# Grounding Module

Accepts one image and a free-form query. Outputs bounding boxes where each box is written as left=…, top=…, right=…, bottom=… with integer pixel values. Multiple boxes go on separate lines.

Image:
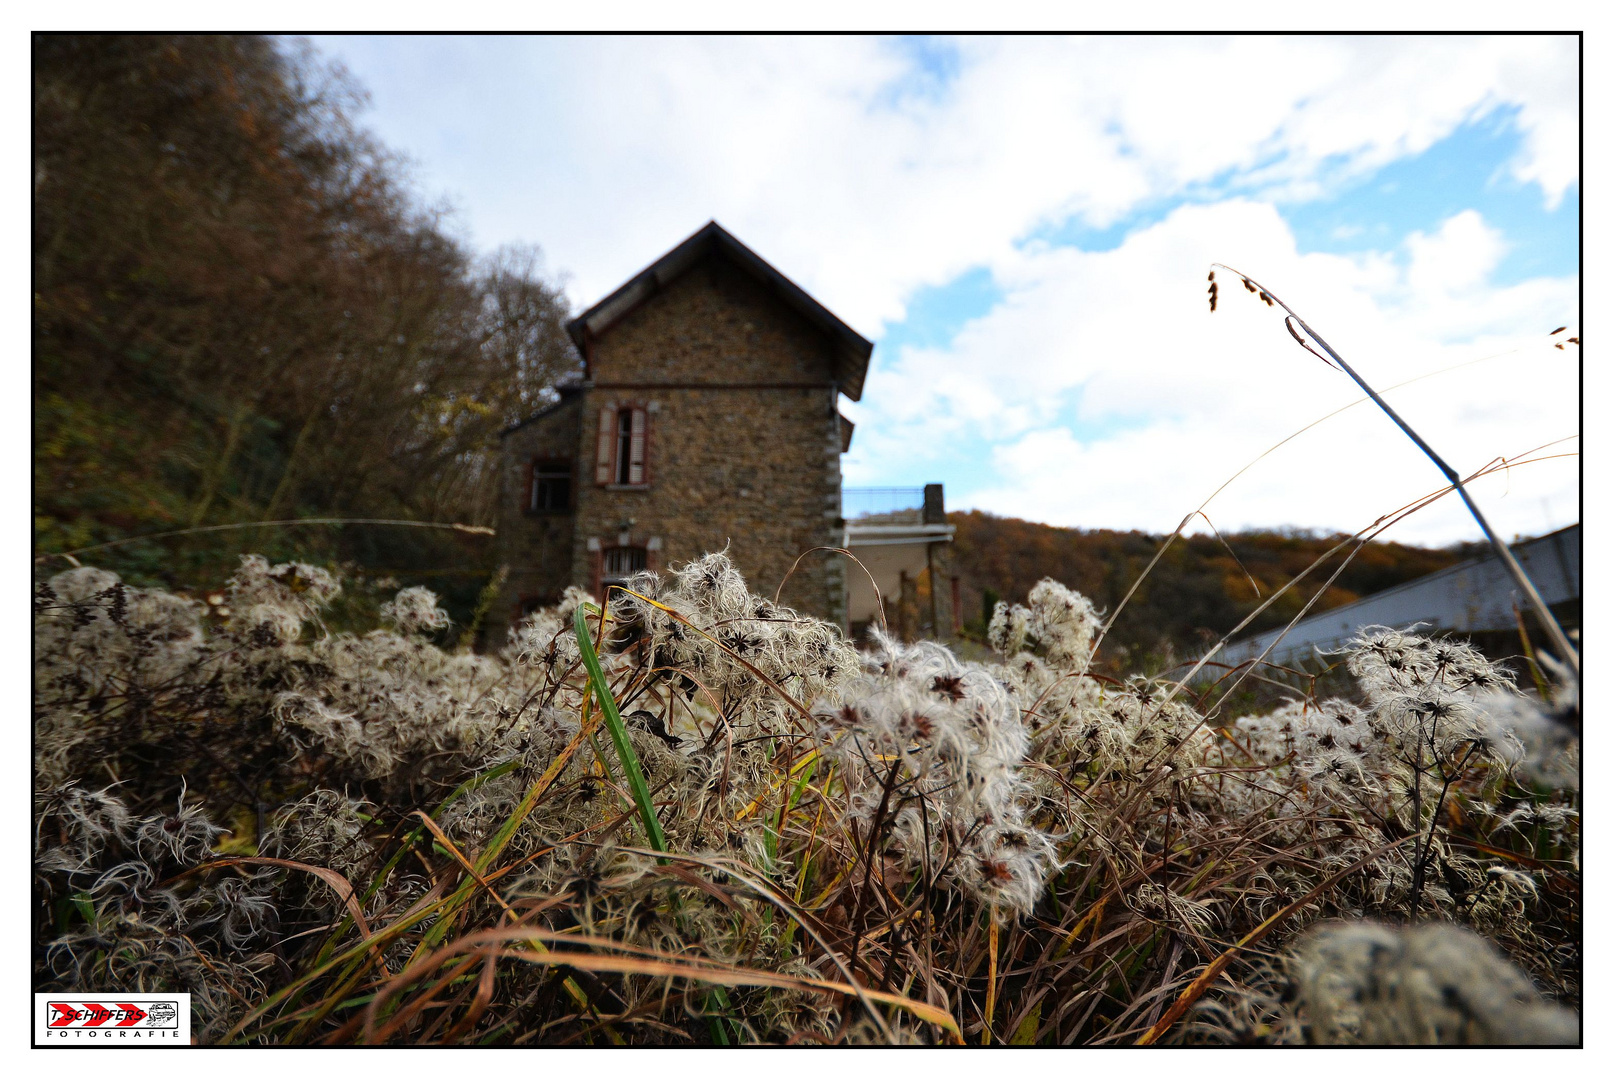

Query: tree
left=33, top=34, right=579, bottom=607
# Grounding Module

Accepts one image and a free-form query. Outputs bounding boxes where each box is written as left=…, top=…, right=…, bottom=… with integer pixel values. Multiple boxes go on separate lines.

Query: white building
left=842, top=484, right=955, bottom=639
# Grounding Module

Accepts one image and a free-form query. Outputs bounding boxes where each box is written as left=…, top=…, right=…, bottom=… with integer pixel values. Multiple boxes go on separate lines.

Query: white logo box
left=34, top=994, right=192, bottom=1045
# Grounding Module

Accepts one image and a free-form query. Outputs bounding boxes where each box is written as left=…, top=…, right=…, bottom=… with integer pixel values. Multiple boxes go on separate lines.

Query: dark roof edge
left=564, top=221, right=874, bottom=401
left=499, top=384, right=585, bottom=438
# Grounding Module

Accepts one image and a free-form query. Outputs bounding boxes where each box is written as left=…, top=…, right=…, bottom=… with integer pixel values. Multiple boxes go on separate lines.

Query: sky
left=306, top=34, right=1581, bottom=548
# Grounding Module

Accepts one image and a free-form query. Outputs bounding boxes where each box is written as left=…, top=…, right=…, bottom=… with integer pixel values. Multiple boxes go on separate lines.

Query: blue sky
left=869, top=99, right=1581, bottom=509
left=307, top=34, right=1580, bottom=546
left=1283, top=108, right=1579, bottom=285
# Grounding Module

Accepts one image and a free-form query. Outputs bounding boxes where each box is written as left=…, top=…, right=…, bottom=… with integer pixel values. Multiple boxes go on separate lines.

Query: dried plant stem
left=1212, top=263, right=1579, bottom=683
left=983, top=915, right=1000, bottom=1044
left=1135, top=835, right=1415, bottom=1045
left=38, top=539, right=1577, bottom=1045
left=37, top=517, right=497, bottom=564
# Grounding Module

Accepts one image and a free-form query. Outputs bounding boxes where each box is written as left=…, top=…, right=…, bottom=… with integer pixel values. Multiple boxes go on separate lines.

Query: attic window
left=529, top=459, right=572, bottom=512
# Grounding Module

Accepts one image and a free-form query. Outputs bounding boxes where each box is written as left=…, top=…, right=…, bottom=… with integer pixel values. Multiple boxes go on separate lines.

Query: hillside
left=944, top=510, right=1486, bottom=672
left=33, top=36, right=576, bottom=619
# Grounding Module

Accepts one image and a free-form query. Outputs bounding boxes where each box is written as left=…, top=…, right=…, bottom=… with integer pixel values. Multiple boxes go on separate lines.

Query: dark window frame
left=596, top=402, right=651, bottom=489
left=614, top=408, right=636, bottom=485
left=527, top=457, right=574, bottom=514
left=601, top=545, right=648, bottom=583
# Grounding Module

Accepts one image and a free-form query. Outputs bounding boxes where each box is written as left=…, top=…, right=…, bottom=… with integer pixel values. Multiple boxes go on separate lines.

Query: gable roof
left=564, top=221, right=874, bottom=401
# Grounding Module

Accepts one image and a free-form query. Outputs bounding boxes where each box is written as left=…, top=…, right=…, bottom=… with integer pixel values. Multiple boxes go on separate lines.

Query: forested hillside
left=33, top=35, right=578, bottom=614
left=946, top=510, right=1485, bottom=671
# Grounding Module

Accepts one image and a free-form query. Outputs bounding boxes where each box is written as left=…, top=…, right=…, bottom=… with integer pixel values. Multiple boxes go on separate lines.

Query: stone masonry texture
left=491, top=254, right=849, bottom=644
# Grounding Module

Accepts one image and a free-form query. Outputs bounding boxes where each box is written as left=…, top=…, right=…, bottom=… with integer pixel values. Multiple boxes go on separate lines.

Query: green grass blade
left=707, top=985, right=734, bottom=1045
left=574, top=604, right=667, bottom=853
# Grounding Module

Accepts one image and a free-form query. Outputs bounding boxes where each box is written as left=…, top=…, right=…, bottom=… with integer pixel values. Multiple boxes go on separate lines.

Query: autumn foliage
left=946, top=509, right=1483, bottom=672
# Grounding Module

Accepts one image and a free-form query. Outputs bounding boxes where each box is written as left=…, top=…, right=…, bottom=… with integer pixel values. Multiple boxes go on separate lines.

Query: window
left=615, top=408, right=635, bottom=484
left=601, top=545, right=648, bottom=588
left=595, top=404, right=648, bottom=486
left=528, top=459, right=572, bottom=512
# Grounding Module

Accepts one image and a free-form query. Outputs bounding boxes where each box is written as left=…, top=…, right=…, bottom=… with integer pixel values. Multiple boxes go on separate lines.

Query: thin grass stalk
left=608, top=845, right=900, bottom=1043
left=983, top=914, right=1000, bottom=1044
left=1212, top=262, right=1578, bottom=682
left=416, top=708, right=608, bottom=954
left=1126, top=445, right=1573, bottom=806
left=1513, top=602, right=1554, bottom=700
left=37, top=516, right=497, bottom=563
left=1134, top=835, right=1416, bottom=1045
left=774, top=545, right=890, bottom=635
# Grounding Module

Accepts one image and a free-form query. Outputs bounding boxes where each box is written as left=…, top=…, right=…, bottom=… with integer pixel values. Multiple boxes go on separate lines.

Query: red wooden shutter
left=628, top=406, right=647, bottom=485
left=595, top=406, right=615, bottom=485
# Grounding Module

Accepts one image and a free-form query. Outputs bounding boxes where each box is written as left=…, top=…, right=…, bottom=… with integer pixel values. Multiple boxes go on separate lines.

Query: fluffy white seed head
left=379, top=586, right=451, bottom=635
left=1287, top=921, right=1577, bottom=1045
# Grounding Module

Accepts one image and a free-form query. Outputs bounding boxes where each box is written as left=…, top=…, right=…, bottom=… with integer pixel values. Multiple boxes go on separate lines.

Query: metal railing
left=841, top=487, right=926, bottom=524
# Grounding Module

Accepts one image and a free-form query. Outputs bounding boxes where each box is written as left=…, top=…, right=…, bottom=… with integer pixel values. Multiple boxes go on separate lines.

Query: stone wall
left=572, top=384, right=844, bottom=625
left=486, top=392, right=584, bottom=647
left=587, top=258, right=840, bottom=386
left=580, top=255, right=846, bottom=625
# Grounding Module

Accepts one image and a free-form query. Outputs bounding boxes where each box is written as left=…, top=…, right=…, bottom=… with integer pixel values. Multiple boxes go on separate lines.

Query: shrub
left=32, top=554, right=1578, bottom=1045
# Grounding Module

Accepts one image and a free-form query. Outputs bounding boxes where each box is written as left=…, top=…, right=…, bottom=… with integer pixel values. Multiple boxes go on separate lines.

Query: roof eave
left=564, top=221, right=873, bottom=401
left=498, top=383, right=585, bottom=438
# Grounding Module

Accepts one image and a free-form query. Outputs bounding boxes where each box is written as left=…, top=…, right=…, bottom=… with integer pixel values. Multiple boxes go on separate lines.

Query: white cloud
left=307, top=34, right=1580, bottom=545
left=851, top=200, right=1579, bottom=546
left=313, top=34, right=1578, bottom=335
left=1404, top=210, right=1506, bottom=296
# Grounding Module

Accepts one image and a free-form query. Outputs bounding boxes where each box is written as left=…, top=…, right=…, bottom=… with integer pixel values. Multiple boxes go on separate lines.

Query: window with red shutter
left=597, top=404, right=651, bottom=487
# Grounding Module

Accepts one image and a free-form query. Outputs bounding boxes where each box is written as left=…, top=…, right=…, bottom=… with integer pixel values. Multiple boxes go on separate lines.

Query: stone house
left=489, top=221, right=903, bottom=644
